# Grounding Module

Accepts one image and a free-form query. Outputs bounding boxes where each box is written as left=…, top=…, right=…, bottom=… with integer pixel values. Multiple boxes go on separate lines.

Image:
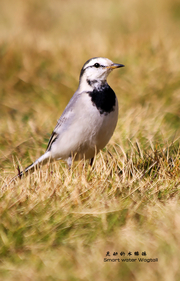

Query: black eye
left=94, top=63, right=100, bottom=68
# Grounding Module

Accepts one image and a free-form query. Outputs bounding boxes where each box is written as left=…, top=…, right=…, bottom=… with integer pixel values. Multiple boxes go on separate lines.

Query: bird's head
left=78, top=57, right=124, bottom=90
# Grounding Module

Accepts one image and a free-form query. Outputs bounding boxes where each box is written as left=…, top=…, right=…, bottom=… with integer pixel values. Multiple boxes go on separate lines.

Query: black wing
left=46, top=131, right=58, bottom=151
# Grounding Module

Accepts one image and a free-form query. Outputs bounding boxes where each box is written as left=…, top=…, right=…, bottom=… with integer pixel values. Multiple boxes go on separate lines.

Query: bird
left=10, top=57, right=124, bottom=183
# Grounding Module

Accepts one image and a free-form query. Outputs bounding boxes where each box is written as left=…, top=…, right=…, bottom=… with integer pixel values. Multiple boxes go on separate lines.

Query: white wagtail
left=11, top=57, right=124, bottom=181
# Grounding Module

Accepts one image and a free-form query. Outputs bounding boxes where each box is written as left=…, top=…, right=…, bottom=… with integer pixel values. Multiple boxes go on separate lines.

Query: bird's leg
left=67, top=157, right=72, bottom=170
left=90, top=157, right=94, bottom=166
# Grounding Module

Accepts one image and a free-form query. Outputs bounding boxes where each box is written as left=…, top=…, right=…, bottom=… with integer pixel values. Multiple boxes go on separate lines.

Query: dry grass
left=0, top=0, right=180, bottom=280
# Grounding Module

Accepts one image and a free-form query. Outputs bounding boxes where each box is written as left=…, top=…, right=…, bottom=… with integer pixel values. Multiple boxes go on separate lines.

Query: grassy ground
left=0, top=0, right=180, bottom=280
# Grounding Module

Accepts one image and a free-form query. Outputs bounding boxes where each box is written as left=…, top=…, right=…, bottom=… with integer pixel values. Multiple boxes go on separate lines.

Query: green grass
left=0, top=0, right=180, bottom=280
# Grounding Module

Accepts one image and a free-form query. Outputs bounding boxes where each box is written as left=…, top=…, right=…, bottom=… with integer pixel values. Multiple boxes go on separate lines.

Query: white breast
left=50, top=93, right=118, bottom=161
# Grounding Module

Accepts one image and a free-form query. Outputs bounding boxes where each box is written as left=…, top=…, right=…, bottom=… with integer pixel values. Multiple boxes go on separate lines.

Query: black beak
left=107, top=63, right=125, bottom=70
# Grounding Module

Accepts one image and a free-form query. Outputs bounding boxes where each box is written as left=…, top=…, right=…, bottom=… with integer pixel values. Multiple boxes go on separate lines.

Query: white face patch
left=80, top=57, right=114, bottom=82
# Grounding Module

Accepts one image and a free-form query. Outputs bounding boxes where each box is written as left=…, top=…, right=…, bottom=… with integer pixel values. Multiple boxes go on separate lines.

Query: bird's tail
left=8, top=151, right=52, bottom=185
